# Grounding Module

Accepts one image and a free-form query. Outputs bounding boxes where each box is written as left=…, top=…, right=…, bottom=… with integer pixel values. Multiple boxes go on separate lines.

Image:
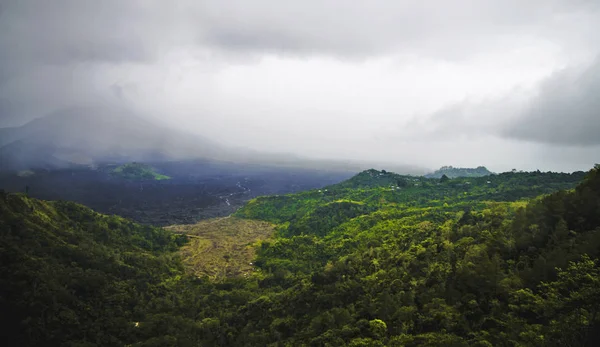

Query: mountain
left=424, top=165, right=494, bottom=178
left=0, top=106, right=228, bottom=170
left=0, top=106, right=427, bottom=174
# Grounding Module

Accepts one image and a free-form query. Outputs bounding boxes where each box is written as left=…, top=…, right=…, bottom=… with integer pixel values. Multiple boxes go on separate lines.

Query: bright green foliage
left=112, top=162, right=170, bottom=180
left=2, top=167, right=600, bottom=346
left=235, top=169, right=585, bottom=227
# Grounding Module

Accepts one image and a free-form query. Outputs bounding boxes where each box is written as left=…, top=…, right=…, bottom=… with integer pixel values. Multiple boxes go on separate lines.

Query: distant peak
left=424, top=166, right=493, bottom=179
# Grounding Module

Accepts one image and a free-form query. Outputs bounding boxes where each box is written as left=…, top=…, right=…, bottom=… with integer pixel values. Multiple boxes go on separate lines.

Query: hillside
left=425, top=165, right=494, bottom=178
left=229, top=166, right=600, bottom=345
left=2, top=166, right=600, bottom=346
left=0, top=192, right=187, bottom=346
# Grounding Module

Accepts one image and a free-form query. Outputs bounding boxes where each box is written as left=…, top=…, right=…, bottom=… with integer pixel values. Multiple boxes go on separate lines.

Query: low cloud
left=0, top=0, right=599, bottom=171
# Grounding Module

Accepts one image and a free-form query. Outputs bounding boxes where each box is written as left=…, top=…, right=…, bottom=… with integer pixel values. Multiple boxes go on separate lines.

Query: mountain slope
left=0, top=192, right=187, bottom=346
left=227, top=167, right=599, bottom=345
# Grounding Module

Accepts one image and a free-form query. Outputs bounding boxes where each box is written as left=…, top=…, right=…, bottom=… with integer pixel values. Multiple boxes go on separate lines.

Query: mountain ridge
left=424, top=165, right=494, bottom=178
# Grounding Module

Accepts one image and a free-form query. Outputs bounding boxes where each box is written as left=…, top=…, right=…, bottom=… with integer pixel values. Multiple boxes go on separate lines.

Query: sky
left=0, top=0, right=599, bottom=172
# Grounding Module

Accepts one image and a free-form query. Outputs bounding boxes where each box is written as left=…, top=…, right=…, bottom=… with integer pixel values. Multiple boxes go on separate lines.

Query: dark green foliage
left=2, top=167, right=600, bottom=346
left=440, top=174, right=450, bottom=183
left=0, top=193, right=185, bottom=346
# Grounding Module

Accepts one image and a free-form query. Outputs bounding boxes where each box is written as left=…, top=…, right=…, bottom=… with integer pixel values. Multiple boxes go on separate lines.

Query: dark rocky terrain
left=0, top=160, right=352, bottom=225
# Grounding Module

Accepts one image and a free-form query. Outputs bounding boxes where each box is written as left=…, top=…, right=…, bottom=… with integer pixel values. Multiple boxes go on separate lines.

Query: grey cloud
left=410, top=57, right=600, bottom=147
left=394, top=93, right=524, bottom=142
left=0, top=0, right=599, bottom=173
left=0, top=98, right=29, bottom=127
left=2, top=0, right=597, bottom=69
left=0, top=0, right=597, bottom=72
left=0, top=0, right=165, bottom=124
left=195, top=0, right=597, bottom=59
left=0, top=0, right=155, bottom=66
left=503, top=58, right=600, bottom=146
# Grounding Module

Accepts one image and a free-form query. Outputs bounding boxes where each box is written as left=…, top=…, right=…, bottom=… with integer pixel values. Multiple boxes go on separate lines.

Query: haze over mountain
left=0, top=106, right=426, bottom=174
left=1, top=1, right=599, bottom=172
left=0, top=107, right=225, bottom=169
left=424, top=166, right=494, bottom=179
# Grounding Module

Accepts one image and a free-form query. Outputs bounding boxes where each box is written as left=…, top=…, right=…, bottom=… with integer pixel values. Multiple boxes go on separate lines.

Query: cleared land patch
left=166, top=217, right=275, bottom=280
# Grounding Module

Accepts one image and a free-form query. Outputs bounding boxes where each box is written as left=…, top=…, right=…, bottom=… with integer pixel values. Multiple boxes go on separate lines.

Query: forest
left=1, top=166, right=599, bottom=346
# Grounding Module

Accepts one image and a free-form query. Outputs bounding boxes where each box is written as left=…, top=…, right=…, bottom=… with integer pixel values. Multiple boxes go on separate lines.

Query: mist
left=1, top=0, right=600, bottom=173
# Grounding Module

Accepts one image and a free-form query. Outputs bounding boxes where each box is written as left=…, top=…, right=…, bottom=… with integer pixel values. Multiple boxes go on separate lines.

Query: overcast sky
left=1, top=0, right=599, bottom=172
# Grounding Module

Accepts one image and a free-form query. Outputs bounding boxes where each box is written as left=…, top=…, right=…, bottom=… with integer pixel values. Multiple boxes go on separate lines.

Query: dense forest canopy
left=1, top=166, right=600, bottom=346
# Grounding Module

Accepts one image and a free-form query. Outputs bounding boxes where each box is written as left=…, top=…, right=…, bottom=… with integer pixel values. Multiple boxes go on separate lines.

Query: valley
left=2, top=164, right=599, bottom=346
left=3, top=3, right=598, bottom=345
left=0, top=160, right=352, bottom=225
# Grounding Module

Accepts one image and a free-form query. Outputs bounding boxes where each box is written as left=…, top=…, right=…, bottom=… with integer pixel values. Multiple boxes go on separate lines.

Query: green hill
left=230, top=166, right=600, bottom=345
left=425, top=165, right=494, bottom=178
left=2, top=166, right=600, bottom=346
left=111, top=162, right=170, bottom=180
left=0, top=192, right=186, bottom=346
left=333, top=169, right=411, bottom=189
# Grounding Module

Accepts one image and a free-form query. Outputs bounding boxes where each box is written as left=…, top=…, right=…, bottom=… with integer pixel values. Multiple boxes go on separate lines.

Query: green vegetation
left=425, top=165, right=494, bottom=178
left=167, top=217, right=275, bottom=281
left=0, top=192, right=186, bottom=346
left=112, top=162, right=170, bottom=180
left=2, top=166, right=600, bottom=346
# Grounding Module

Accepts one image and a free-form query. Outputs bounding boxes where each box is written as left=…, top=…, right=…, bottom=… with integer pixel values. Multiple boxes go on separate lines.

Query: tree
left=510, top=255, right=600, bottom=346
